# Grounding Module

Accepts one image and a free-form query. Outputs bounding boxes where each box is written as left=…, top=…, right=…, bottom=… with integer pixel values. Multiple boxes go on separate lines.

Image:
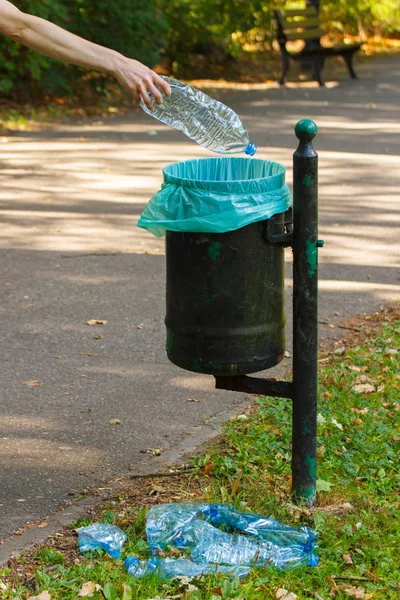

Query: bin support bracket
left=214, top=120, right=320, bottom=508
left=215, top=375, right=293, bottom=399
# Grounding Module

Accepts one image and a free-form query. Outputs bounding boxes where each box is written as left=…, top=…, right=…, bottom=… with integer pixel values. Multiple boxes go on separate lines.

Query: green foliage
left=0, top=1, right=166, bottom=99
left=322, top=0, right=400, bottom=36
left=0, top=1, right=399, bottom=99
left=157, top=0, right=285, bottom=75
left=73, top=1, right=167, bottom=68
left=0, top=0, right=69, bottom=95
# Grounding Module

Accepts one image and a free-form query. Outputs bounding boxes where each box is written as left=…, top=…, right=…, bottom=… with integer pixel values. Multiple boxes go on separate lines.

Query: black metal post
left=292, top=119, right=320, bottom=506
left=212, top=119, right=321, bottom=506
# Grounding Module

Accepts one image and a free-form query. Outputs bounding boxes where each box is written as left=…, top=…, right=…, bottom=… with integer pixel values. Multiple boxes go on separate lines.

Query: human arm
left=0, top=0, right=170, bottom=107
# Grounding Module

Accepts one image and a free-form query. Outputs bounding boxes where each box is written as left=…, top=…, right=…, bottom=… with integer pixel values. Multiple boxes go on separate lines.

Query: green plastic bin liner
left=138, top=157, right=291, bottom=237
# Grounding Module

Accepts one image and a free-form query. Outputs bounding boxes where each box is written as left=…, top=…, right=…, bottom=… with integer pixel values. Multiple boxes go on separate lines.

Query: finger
left=139, top=82, right=154, bottom=110
left=146, top=80, right=164, bottom=105
left=154, top=74, right=171, bottom=97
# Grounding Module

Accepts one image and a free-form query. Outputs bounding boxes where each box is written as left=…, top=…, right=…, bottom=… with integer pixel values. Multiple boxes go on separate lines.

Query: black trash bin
left=138, top=156, right=292, bottom=376
left=165, top=219, right=286, bottom=375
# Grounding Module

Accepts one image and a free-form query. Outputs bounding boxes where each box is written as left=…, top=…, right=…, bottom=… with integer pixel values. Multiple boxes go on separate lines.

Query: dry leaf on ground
left=28, top=592, right=51, bottom=600
left=310, top=502, right=354, bottom=516
left=78, top=581, right=101, bottom=597
left=352, top=384, right=375, bottom=394
left=342, top=554, right=353, bottom=564
left=354, top=375, right=374, bottom=384
left=275, top=589, right=298, bottom=600
left=86, top=319, right=107, bottom=326
left=342, top=585, right=373, bottom=599
left=109, top=419, right=121, bottom=425
left=22, top=380, right=43, bottom=387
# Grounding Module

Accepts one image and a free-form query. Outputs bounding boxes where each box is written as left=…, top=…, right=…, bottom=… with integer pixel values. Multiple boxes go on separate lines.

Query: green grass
left=1, top=317, right=399, bottom=600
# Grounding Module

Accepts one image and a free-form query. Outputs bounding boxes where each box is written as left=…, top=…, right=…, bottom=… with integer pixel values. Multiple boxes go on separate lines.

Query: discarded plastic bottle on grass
left=77, top=523, right=127, bottom=558
left=179, top=519, right=317, bottom=569
left=146, top=503, right=318, bottom=570
left=140, top=76, right=257, bottom=156
left=125, top=556, right=250, bottom=580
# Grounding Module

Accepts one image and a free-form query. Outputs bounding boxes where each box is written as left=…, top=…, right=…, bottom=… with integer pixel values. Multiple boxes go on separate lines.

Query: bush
left=0, top=1, right=167, bottom=99
left=157, top=0, right=284, bottom=76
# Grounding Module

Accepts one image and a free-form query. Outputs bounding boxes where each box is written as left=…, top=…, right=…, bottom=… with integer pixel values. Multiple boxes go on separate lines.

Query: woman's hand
left=112, top=57, right=171, bottom=109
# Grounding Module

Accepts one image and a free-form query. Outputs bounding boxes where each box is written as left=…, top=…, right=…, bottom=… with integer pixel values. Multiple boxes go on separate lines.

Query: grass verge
left=1, top=308, right=399, bottom=600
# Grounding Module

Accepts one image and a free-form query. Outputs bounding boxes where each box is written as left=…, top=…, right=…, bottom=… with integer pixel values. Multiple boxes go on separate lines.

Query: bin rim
left=162, top=157, right=286, bottom=192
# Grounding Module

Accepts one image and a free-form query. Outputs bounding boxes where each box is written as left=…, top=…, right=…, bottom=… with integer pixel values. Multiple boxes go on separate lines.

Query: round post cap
left=295, top=119, right=318, bottom=143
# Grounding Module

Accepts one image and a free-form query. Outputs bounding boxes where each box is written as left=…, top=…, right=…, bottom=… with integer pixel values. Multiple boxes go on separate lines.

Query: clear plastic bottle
left=125, top=556, right=250, bottom=580
left=183, top=519, right=317, bottom=569
left=145, top=503, right=318, bottom=570
left=77, top=523, right=127, bottom=558
left=140, top=76, right=257, bottom=156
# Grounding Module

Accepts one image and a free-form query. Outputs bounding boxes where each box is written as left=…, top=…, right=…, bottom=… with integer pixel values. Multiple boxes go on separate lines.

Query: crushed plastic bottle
left=140, top=76, right=257, bottom=156
left=77, top=523, right=127, bottom=558
left=125, top=556, right=250, bottom=580
left=146, top=503, right=318, bottom=569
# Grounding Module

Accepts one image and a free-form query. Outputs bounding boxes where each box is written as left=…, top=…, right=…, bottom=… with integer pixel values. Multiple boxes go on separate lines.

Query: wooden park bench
left=274, top=6, right=362, bottom=86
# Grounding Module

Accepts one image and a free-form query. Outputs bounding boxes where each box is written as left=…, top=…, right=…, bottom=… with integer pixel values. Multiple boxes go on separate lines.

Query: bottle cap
left=244, top=143, right=257, bottom=156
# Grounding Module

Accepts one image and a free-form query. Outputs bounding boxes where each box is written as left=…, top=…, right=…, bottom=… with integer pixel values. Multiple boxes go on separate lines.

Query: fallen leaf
left=22, top=380, right=43, bottom=387
left=147, top=448, right=162, bottom=455
left=348, top=364, right=362, bottom=371
left=109, top=419, right=121, bottom=425
left=150, top=484, right=165, bottom=494
left=352, top=384, right=375, bottom=394
left=275, top=452, right=287, bottom=461
left=354, top=375, right=374, bottom=384
left=187, top=397, right=200, bottom=402
left=321, top=391, right=332, bottom=398
left=86, top=319, right=107, bottom=326
left=28, top=592, right=51, bottom=600
left=275, top=588, right=298, bottom=600
left=343, top=586, right=368, bottom=598
left=203, top=462, right=214, bottom=475
left=351, top=407, right=369, bottom=414
left=312, top=502, right=354, bottom=516
left=352, top=418, right=363, bottom=427
left=331, top=418, right=343, bottom=430
left=122, top=583, right=133, bottom=600
left=316, top=478, right=332, bottom=492
left=78, top=581, right=100, bottom=597
left=271, top=426, right=283, bottom=436
left=334, top=347, right=346, bottom=355
left=342, top=554, right=353, bottom=564
left=37, top=522, right=48, bottom=529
